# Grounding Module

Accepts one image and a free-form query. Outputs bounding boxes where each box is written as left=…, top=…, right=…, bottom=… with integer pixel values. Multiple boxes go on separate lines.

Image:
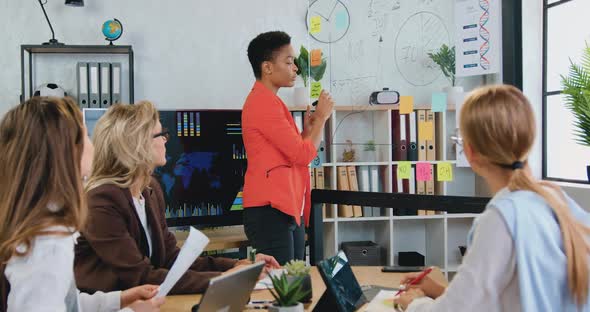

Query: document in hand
left=156, top=227, right=209, bottom=297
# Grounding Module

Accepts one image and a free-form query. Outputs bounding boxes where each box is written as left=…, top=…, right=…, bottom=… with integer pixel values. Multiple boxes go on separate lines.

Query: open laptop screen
left=317, top=251, right=366, bottom=312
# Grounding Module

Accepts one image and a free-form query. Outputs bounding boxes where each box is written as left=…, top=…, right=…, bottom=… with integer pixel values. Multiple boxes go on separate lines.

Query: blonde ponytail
left=460, top=84, right=590, bottom=306
left=509, top=168, right=590, bottom=306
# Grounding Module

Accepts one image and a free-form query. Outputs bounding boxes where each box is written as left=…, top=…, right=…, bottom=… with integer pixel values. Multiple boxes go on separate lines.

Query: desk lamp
left=38, top=0, right=85, bottom=45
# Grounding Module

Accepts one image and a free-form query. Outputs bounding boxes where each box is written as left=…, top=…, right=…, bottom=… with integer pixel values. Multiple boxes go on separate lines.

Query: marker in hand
left=395, top=267, right=433, bottom=296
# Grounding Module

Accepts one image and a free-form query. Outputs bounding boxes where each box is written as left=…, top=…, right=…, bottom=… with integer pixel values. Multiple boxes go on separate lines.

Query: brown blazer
left=74, top=177, right=237, bottom=294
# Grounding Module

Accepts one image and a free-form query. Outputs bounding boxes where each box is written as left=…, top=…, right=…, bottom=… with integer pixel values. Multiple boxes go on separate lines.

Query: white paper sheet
left=365, top=290, right=402, bottom=312
left=253, top=269, right=286, bottom=290
left=156, top=227, right=209, bottom=297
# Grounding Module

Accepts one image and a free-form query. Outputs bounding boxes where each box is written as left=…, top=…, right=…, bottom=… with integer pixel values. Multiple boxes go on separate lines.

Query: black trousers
left=243, top=205, right=305, bottom=265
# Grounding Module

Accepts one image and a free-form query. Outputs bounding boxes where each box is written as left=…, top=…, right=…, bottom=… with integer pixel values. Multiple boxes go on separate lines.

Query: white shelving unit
left=293, top=104, right=482, bottom=279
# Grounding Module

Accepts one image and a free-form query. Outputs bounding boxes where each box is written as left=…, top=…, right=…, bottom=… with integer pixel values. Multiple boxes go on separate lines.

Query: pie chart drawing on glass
left=306, top=0, right=351, bottom=44
left=394, top=11, right=450, bottom=86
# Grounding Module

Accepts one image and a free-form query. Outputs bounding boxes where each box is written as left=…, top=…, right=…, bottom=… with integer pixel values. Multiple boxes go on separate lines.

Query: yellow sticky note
left=310, top=16, right=322, bottom=34
left=419, top=120, right=434, bottom=141
left=397, top=161, right=411, bottom=179
left=437, top=162, right=453, bottom=182
left=311, top=82, right=322, bottom=98
left=311, top=49, right=322, bottom=67
left=399, top=96, right=414, bottom=115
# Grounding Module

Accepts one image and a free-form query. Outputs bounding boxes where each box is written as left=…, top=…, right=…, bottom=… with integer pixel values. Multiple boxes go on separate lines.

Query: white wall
left=0, top=0, right=309, bottom=116
left=521, top=0, right=543, bottom=180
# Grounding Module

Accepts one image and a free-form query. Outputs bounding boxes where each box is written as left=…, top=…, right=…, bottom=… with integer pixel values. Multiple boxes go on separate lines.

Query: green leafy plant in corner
left=284, top=260, right=311, bottom=277
left=268, top=273, right=310, bottom=307
left=561, top=43, right=590, bottom=147
left=427, top=44, right=456, bottom=87
left=294, top=45, right=327, bottom=88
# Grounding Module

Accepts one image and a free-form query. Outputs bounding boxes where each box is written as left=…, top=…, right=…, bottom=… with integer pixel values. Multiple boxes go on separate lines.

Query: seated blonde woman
left=74, top=101, right=278, bottom=294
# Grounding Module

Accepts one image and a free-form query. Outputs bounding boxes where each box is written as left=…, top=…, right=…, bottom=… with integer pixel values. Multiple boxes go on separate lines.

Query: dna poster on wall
left=454, top=0, right=501, bottom=77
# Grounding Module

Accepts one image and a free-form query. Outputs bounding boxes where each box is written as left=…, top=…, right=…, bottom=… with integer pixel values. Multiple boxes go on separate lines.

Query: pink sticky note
left=416, top=162, right=433, bottom=181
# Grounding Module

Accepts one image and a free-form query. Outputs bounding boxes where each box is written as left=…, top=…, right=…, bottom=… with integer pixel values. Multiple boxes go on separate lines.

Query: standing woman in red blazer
left=242, top=31, right=334, bottom=265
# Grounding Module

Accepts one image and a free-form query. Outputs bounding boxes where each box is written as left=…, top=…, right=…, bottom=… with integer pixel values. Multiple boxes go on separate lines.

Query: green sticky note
left=437, top=162, right=453, bottom=181
left=310, top=16, right=321, bottom=34
left=397, top=161, right=411, bottom=179
left=311, top=82, right=322, bottom=98
left=432, top=93, right=447, bottom=112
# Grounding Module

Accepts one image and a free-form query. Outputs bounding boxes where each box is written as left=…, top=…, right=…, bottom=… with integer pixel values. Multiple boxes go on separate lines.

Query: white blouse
left=407, top=208, right=520, bottom=312
left=132, top=194, right=153, bottom=257
left=4, top=226, right=132, bottom=312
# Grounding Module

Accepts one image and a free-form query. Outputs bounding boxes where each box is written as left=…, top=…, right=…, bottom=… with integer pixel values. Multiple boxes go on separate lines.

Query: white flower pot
left=293, top=87, right=310, bottom=107
left=443, top=86, right=465, bottom=107
left=268, top=302, right=304, bottom=312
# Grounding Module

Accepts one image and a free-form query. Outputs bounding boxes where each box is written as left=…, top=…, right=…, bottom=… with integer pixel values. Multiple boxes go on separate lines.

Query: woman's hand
left=314, top=90, right=334, bottom=122
left=232, top=253, right=280, bottom=280
left=393, top=288, right=425, bottom=311
left=398, top=272, right=446, bottom=299
left=121, top=284, right=159, bottom=307
left=127, top=297, right=165, bottom=312
left=234, top=253, right=280, bottom=269
left=254, top=253, right=281, bottom=269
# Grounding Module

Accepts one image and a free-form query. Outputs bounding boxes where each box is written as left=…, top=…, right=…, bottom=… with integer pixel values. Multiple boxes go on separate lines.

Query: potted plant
left=561, top=44, right=590, bottom=181
left=364, top=140, right=377, bottom=162
left=293, top=45, right=327, bottom=106
left=428, top=44, right=463, bottom=106
left=284, top=260, right=312, bottom=303
left=267, top=271, right=310, bottom=312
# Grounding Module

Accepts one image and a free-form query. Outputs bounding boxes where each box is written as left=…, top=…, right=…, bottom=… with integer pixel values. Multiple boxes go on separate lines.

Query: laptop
left=192, top=262, right=264, bottom=312
left=315, top=251, right=397, bottom=312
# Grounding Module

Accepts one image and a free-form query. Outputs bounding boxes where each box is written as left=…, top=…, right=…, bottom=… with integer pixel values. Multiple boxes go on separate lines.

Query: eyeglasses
left=153, top=129, right=170, bottom=142
left=450, top=135, right=463, bottom=147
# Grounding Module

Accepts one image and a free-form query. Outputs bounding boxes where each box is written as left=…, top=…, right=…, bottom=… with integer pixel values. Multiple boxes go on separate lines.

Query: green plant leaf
left=560, top=43, right=590, bottom=147
left=295, top=45, right=311, bottom=88
left=267, top=273, right=309, bottom=307
left=300, top=46, right=309, bottom=60
left=311, top=59, right=327, bottom=81
left=428, top=44, right=456, bottom=86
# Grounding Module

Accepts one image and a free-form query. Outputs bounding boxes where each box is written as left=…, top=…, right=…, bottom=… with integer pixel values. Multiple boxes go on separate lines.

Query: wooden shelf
left=322, top=160, right=457, bottom=166
left=174, top=226, right=248, bottom=251
left=288, top=104, right=457, bottom=112
left=327, top=161, right=390, bottom=166
left=393, top=215, right=445, bottom=220
left=337, top=216, right=390, bottom=222
left=445, top=213, right=479, bottom=219
left=22, top=44, right=133, bottom=54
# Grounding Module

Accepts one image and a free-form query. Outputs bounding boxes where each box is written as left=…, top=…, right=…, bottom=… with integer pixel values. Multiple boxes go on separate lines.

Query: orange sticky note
left=416, top=162, right=432, bottom=181
left=399, top=96, right=414, bottom=114
left=311, top=49, right=322, bottom=67
left=310, top=16, right=321, bottom=34
left=437, top=162, right=453, bottom=182
left=418, top=120, right=434, bottom=141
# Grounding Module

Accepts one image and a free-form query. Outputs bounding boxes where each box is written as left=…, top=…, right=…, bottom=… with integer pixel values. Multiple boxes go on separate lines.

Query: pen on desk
left=245, top=304, right=271, bottom=310
left=248, top=300, right=274, bottom=304
left=395, top=267, right=433, bottom=296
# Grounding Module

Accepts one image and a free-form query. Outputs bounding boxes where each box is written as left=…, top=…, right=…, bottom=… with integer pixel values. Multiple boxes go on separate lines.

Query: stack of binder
left=77, top=62, right=121, bottom=108
left=392, top=109, right=439, bottom=161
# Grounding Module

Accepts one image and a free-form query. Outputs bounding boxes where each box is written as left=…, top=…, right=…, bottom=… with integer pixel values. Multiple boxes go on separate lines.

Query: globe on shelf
left=102, top=18, right=123, bottom=45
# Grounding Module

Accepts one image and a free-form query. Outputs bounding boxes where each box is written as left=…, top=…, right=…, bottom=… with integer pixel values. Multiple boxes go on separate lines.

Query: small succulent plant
left=268, top=273, right=310, bottom=307
left=284, top=260, right=311, bottom=277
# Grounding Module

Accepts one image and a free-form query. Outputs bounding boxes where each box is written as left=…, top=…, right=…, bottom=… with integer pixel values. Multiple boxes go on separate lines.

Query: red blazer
left=242, top=81, right=317, bottom=226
